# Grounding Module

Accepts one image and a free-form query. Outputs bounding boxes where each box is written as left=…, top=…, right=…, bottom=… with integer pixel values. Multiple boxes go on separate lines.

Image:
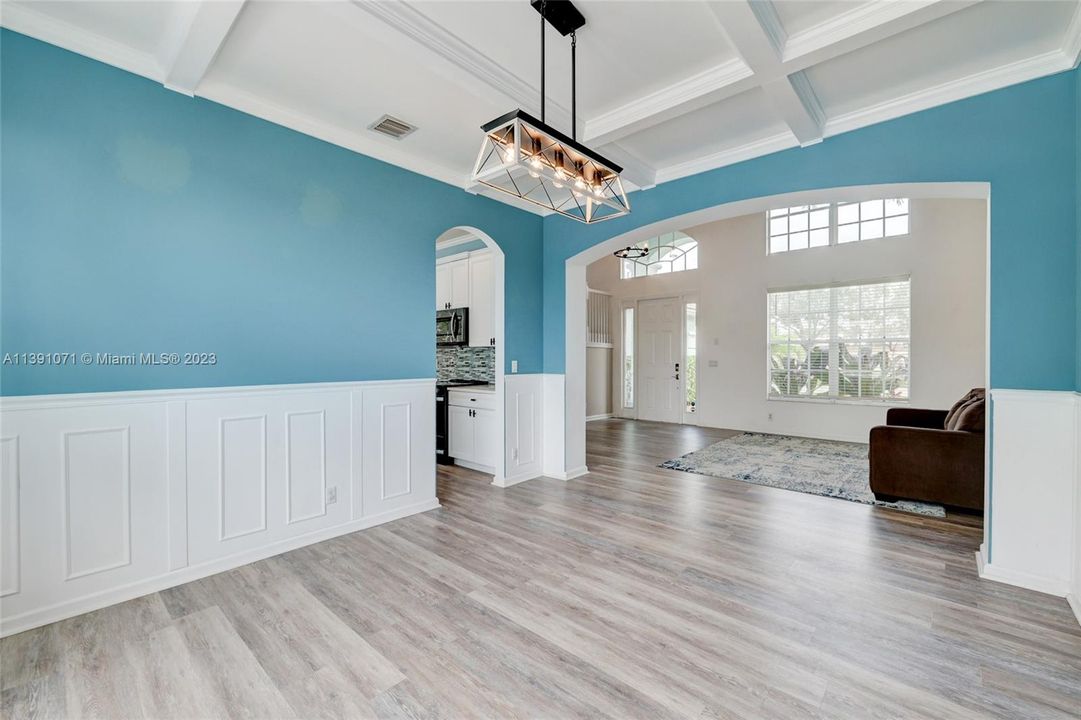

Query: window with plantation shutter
left=768, top=279, right=910, bottom=402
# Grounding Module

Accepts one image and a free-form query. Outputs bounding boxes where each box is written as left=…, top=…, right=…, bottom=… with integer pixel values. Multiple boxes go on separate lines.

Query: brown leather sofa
left=868, top=389, right=985, bottom=511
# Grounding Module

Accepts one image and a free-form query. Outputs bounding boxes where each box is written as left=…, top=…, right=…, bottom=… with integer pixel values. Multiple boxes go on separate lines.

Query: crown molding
left=823, top=48, right=1075, bottom=138
left=1064, top=0, right=1081, bottom=68
left=781, top=0, right=980, bottom=70
left=0, top=2, right=163, bottom=82
left=582, top=59, right=755, bottom=146
left=159, top=1, right=247, bottom=97
left=746, top=0, right=787, bottom=57
left=654, top=131, right=797, bottom=184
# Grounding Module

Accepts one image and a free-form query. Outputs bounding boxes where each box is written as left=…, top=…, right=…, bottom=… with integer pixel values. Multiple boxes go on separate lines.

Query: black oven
left=436, top=308, right=468, bottom=346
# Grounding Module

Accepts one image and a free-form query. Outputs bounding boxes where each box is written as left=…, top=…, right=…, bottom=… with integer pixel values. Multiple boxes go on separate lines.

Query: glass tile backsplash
left=436, top=346, right=495, bottom=383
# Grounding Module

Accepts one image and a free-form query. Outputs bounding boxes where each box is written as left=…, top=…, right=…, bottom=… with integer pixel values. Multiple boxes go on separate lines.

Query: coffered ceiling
left=4, top=0, right=1079, bottom=214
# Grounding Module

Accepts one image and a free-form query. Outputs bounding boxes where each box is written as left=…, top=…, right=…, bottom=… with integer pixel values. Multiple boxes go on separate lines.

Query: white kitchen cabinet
left=472, top=407, right=498, bottom=468
left=447, top=405, right=474, bottom=461
left=447, top=389, right=497, bottom=471
left=467, top=251, right=494, bottom=347
left=435, top=257, right=470, bottom=310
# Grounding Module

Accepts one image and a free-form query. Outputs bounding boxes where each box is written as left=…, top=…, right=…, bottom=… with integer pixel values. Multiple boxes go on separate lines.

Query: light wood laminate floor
left=3, top=419, right=1080, bottom=719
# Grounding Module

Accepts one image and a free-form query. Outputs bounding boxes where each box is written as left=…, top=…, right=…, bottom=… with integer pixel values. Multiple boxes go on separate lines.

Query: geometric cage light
left=472, top=109, right=630, bottom=223
left=470, top=0, right=630, bottom=224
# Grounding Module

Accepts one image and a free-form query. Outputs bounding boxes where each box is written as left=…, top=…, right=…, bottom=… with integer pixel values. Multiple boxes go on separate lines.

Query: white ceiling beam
left=708, top=1, right=824, bottom=145
left=351, top=0, right=656, bottom=190
left=781, top=0, right=982, bottom=72
left=160, top=1, right=246, bottom=97
left=582, top=59, right=756, bottom=146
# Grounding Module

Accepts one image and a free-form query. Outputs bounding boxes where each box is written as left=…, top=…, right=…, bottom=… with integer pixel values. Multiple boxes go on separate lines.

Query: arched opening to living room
left=563, top=182, right=991, bottom=536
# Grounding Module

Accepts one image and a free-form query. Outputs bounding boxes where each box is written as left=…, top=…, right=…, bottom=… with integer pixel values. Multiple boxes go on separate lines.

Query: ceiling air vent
left=368, top=114, right=416, bottom=140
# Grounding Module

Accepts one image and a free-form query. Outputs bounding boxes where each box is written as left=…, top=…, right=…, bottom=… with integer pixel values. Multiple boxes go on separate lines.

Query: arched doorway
left=435, top=226, right=508, bottom=486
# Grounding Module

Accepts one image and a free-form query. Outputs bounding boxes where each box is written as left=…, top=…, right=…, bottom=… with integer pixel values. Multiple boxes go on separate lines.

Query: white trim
left=586, top=413, right=613, bottom=422
left=493, top=470, right=542, bottom=488
left=452, top=458, right=495, bottom=475
left=159, top=1, right=246, bottom=97
left=0, top=497, right=439, bottom=638
left=549, top=466, right=588, bottom=482
left=436, top=232, right=480, bottom=251
left=1068, top=594, right=1081, bottom=629
left=582, top=59, right=755, bottom=146
left=1063, top=0, right=1081, bottom=68
left=655, top=132, right=799, bottom=184
left=977, top=546, right=1071, bottom=597
left=0, top=2, right=164, bottom=82
left=0, top=378, right=434, bottom=412
left=781, top=0, right=978, bottom=67
left=824, top=50, right=1074, bottom=138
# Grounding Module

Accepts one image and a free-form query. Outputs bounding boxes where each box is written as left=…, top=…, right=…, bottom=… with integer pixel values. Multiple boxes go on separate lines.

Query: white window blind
left=768, top=279, right=910, bottom=402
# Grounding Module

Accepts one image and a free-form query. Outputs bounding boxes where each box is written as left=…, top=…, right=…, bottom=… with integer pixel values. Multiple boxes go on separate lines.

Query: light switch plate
left=511, top=360, right=518, bottom=373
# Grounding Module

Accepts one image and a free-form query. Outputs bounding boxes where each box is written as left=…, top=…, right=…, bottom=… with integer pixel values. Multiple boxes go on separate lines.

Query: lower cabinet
left=447, top=395, right=497, bottom=471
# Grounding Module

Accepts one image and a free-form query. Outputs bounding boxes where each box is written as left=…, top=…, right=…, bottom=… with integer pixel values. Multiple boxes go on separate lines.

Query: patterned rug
left=660, top=432, right=946, bottom=517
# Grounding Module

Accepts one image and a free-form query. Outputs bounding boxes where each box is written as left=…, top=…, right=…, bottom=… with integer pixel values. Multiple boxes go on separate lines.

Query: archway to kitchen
left=434, top=226, right=508, bottom=487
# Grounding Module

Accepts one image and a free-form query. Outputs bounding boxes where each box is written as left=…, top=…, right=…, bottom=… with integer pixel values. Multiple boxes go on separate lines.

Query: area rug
left=660, top=432, right=945, bottom=517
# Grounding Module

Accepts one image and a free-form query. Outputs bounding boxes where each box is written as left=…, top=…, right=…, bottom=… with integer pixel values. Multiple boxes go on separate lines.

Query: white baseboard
left=586, top=413, right=613, bottom=422
left=1067, top=594, right=1081, bottom=628
left=976, top=547, right=1070, bottom=597
left=0, top=379, right=439, bottom=637
left=549, top=465, right=589, bottom=481
left=494, top=471, right=543, bottom=488
left=453, top=458, right=495, bottom=475
left=1, top=497, right=440, bottom=637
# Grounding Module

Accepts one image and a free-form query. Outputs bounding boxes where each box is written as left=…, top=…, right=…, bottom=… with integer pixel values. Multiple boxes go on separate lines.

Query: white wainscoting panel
left=542, top=374, right=569, bottom=479
left=63, top=426, right=132, bottom=579
left=0, top=379, right=438, bottom=637
left=503, top=374, right=543, bottom=486
left=980, top=389, right=1079, bottom=597
left=1, top=436, right=21, bottom=597
left=360, top=382, right=434, bottom=519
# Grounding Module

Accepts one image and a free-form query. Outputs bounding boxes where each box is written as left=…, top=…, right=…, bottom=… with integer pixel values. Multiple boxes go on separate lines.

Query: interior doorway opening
left=434, top=226, right=507, bottom=486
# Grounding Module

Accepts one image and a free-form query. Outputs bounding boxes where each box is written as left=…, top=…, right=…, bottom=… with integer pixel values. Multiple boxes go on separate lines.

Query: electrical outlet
left=708, top=360, right=718, bottom=368
left=512, top=447, right=519, bottom=460
left=511, top=360, right=518, bottom=373
left=768, top=413, right=773, bottom=421
left=327, top=486, right=337, bottom=504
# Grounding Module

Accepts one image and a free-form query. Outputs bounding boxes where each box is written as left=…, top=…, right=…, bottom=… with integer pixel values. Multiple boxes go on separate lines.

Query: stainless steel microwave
left=436, top=308, right=468, bottom=346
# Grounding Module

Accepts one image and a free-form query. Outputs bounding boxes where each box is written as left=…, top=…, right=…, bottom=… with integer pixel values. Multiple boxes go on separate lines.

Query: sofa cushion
left=944, top=388, right=985, bottom=430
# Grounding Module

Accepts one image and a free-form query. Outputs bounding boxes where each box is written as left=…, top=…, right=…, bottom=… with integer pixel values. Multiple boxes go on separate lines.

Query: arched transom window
left=619, top=232, right=699, bottom=279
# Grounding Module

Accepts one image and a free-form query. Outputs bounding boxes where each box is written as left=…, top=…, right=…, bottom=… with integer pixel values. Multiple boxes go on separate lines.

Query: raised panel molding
left=0, top=379, right=437, bottom=637
left=980, top=389, right=1079, bottom=597
left=63, top=427, right=132, bottom=580
left=1, top=436, right=21, bottom=597
left=218, top=415, right=268, bottom=541
left=380, top=403, right=411, bottom=500
left=285, top=410, right=327, bottom=524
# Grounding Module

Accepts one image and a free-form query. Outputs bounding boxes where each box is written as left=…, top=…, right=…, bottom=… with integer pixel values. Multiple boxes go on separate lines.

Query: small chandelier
left=471, top=1, right=630, bottom=224
left=613, top=245, right=647, bottom=259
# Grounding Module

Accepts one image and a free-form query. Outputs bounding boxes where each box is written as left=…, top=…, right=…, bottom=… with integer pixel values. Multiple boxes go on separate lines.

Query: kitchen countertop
left=446, top=383, right=495, bottom=393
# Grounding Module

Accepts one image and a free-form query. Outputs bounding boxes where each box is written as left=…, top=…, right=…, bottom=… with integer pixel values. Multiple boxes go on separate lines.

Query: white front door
left=636, top=297, right=682, bottom=423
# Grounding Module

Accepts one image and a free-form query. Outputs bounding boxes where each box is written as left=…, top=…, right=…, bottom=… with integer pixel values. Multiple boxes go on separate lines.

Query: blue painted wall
left=0, top=31, right=543, bottom=396
left=436, top=239, right=488, bottom=259
left=542, top=69, right=1080, bottom=393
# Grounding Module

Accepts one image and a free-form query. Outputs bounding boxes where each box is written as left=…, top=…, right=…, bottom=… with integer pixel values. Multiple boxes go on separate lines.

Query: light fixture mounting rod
left=571, top=30, right=576, bottom=140
left=540, top=0, right=545, bottom=122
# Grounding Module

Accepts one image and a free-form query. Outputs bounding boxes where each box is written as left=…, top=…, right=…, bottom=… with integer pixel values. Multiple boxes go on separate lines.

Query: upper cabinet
left=467, top=251, right=493, bottom=348
left=435, top=256, right=470, bottom=310
left=436, top=250, right=495, bottom=348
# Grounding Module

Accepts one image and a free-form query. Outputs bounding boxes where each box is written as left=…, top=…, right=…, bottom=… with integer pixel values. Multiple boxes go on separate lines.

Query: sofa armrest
left=886, top=407, right=948, bottom=429
left=869, top=425, right=984, bottom=510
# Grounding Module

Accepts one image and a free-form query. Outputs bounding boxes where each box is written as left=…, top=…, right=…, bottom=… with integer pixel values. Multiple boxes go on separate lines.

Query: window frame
left=619, top=232, right=699, bottom=279
left=765, top=276, right=912, bottom=406
left=766, top=198, right=910, bottom=256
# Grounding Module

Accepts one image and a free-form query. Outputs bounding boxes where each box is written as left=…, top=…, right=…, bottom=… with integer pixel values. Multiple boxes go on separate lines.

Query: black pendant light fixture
left=613, top=245, right=648, bottom=259
left=471, top=0, right=630, bottom=224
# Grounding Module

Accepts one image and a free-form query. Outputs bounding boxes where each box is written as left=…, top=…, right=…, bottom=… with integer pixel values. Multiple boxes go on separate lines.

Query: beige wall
left=587, top=198, right=987, bottom=442
left=586, top=347, right=612, bottom=418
